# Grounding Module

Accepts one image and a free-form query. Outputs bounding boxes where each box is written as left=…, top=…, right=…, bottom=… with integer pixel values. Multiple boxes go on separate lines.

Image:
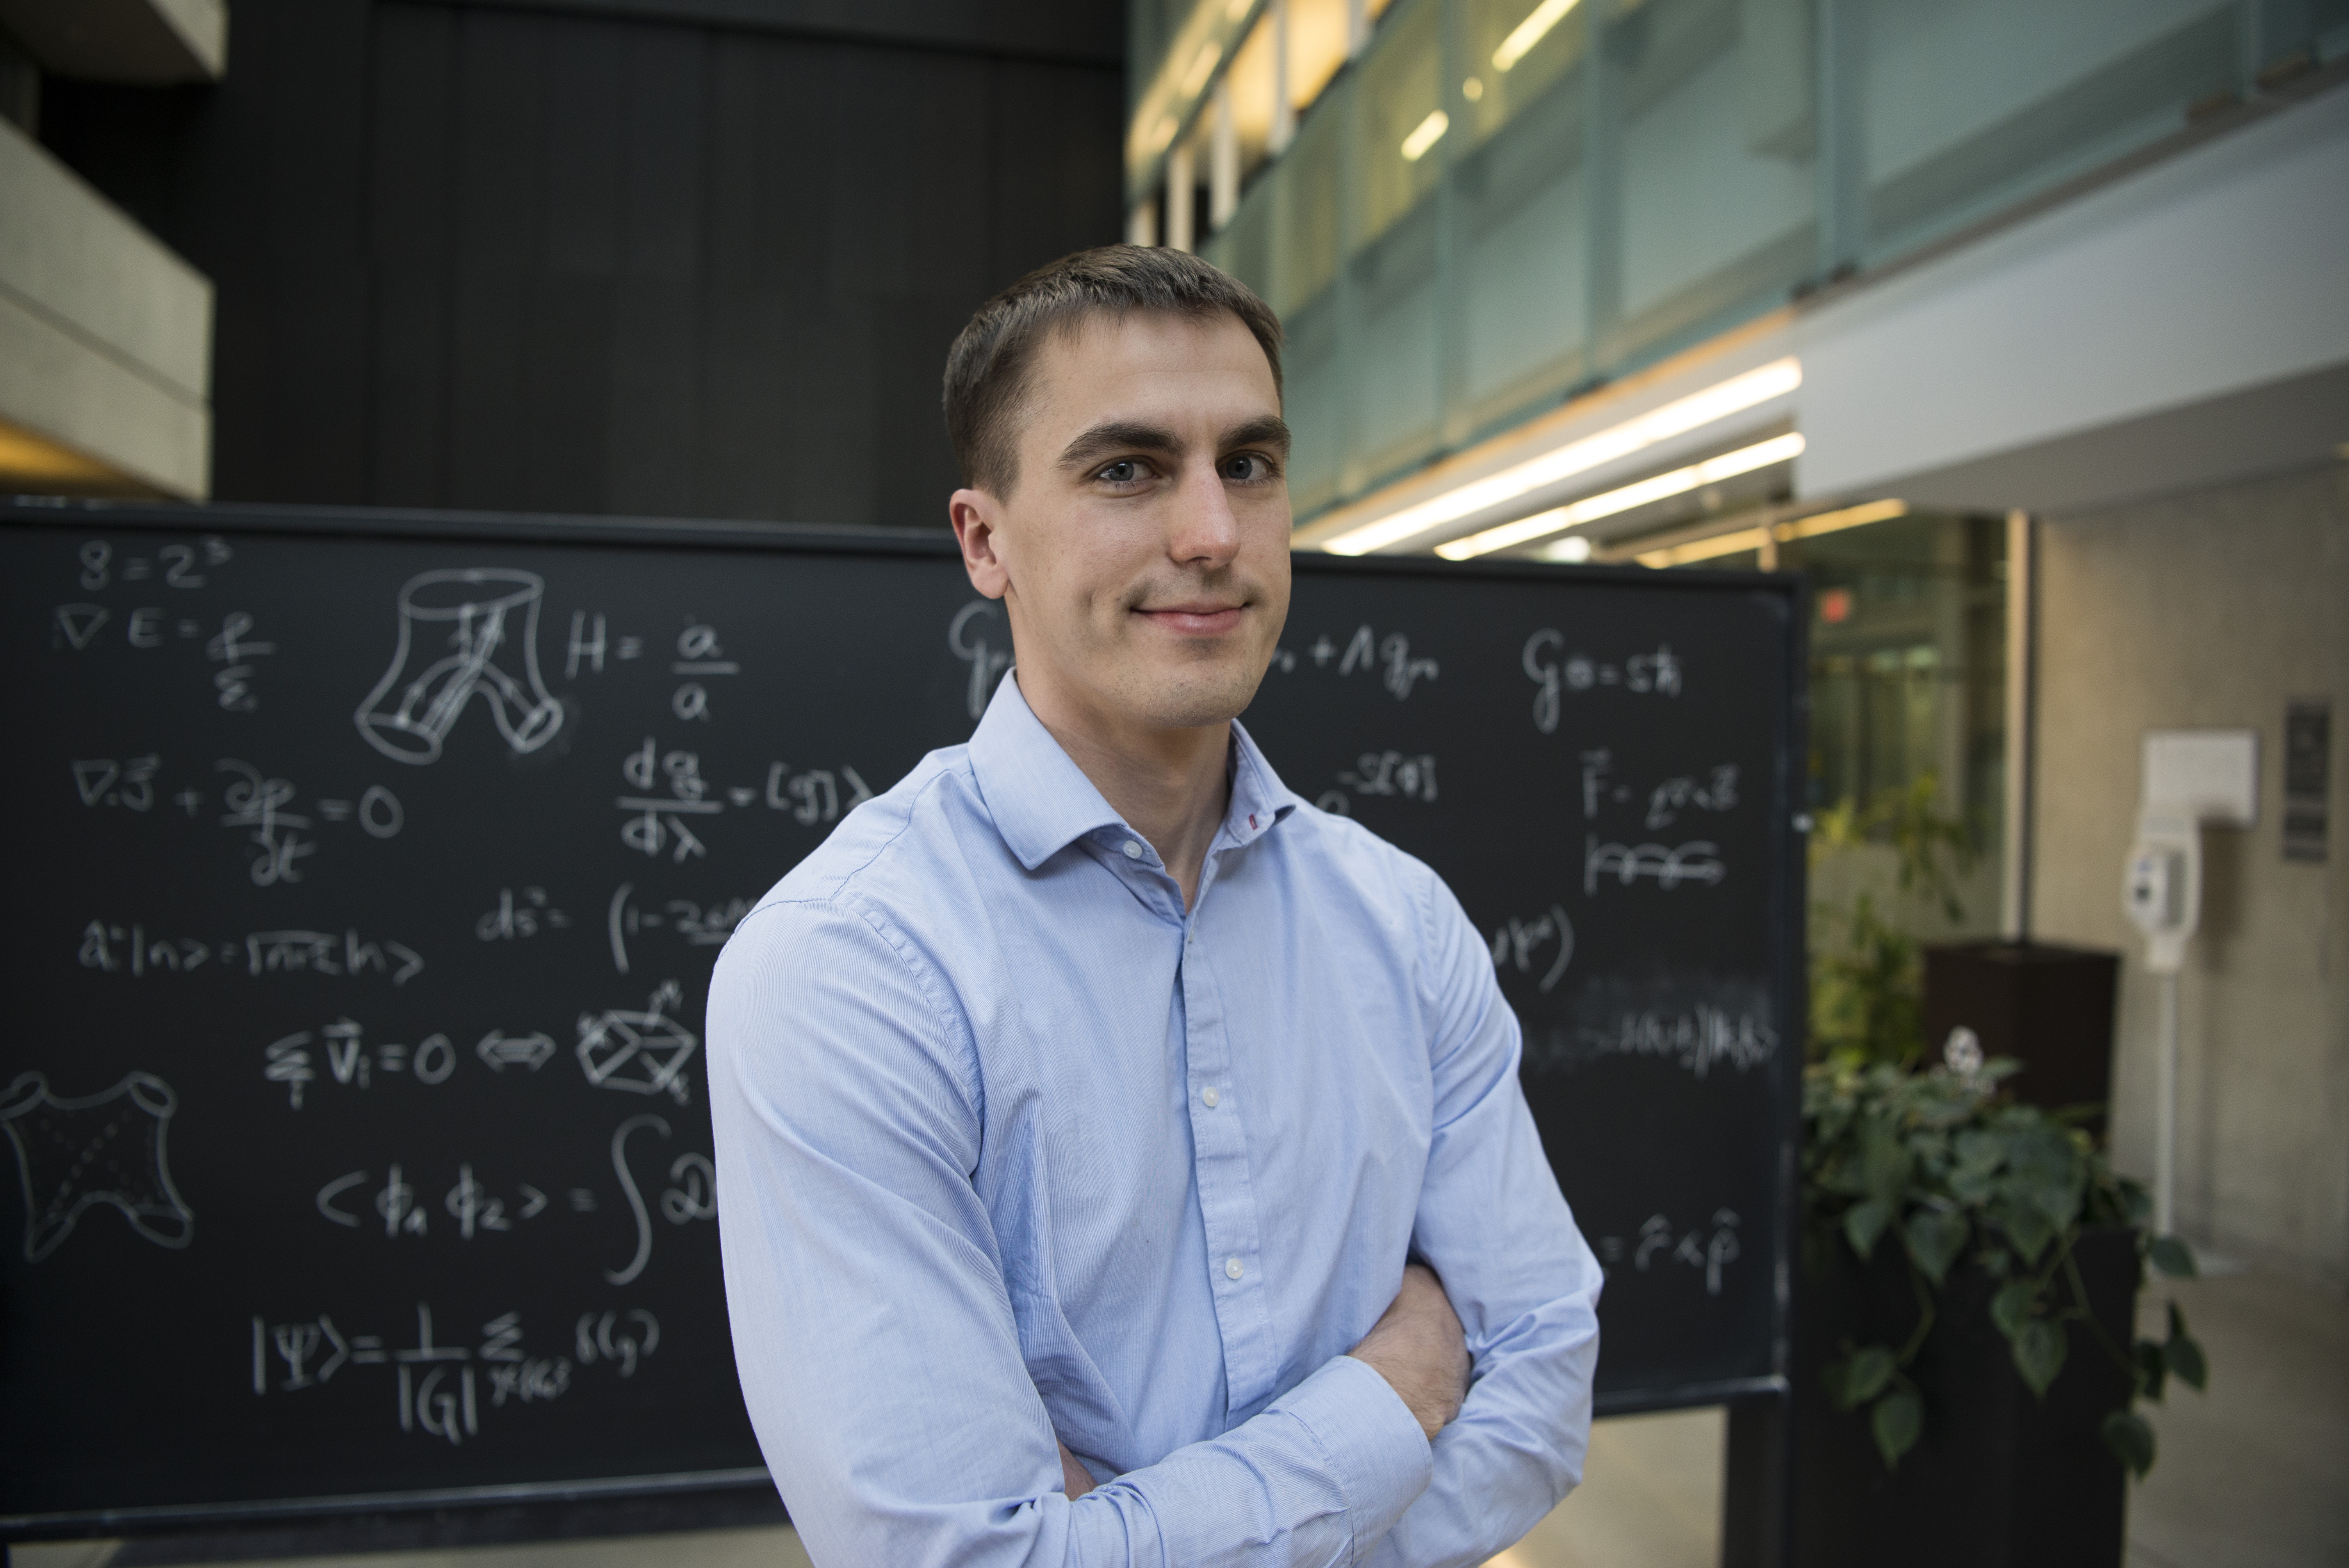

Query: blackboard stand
left=1724, top=1390, right=1795, bottom=1568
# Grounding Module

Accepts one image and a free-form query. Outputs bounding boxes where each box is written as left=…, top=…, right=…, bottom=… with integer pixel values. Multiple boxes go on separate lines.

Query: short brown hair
left=943, top=245, right=1284, bottom=496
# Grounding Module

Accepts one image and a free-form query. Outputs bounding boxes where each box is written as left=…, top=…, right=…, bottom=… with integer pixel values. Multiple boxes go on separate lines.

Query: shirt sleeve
left=708, top=894, right=1435, bottom=1568
left=1365, top=869, right=1605, bottom=1568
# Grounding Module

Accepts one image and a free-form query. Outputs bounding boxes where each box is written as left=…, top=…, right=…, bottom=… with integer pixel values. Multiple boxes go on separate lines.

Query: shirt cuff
left=1272, top=1354, right=1435, bottom=1561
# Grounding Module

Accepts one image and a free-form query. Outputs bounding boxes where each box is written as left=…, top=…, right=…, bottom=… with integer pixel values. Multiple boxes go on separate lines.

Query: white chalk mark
left=1, top=1071, right=194, bottom=1262
left=355, top=569, right=565, bottom=764
left=605, top=1114, right=669, bottom=1285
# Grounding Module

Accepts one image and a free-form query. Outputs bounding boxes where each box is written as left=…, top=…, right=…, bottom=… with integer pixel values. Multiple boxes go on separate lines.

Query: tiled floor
left=14, top=1266, right=2342, bottom=1568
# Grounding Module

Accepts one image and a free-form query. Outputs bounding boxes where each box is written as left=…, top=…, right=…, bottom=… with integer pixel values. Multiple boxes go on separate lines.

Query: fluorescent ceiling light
left=1438, top=433, right=1807, bottom=560
left=1400, top=110, right=1449, bottom=162
left=1321, top=356, right=1802, bottom=556
left=1622, top=497, right=1910, bottom=568
left=1494, top=0, right=1581, bottom=71
left=1781, top=497, right=1907, bottom=541
left=1183, top=43, right=1223, bottom=96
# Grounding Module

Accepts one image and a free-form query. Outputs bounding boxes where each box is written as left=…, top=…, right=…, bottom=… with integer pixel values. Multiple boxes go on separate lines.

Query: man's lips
left=1136, top=604, right=1245, bottom=635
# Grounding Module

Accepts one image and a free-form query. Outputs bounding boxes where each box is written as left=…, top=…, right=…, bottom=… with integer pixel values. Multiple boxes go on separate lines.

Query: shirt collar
left=967, top=672, right=1303, bottom=872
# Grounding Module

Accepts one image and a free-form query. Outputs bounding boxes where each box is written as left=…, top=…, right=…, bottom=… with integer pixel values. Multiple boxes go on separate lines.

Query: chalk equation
left=1489, top=903, right=1574, bottom=994
left=1579, top=748, right=1738, bottom=829
left=68, top=535, right=234, bottom=593
left=950, top=602, right=1014, bottom=722
left=1522, top=631, right=1682, bottom=732
left=264, top=1019, right=457, bottom=1109
left=607, top=884, right=758, bottom=974
left=577, top=982, right=699, bottom=1105
left=260, top=1015, right=588, bottom=1108
left=1523, top=991, right=1781, bottom=1079
left=1268, top=625, right=1439, bottom=700
left=1, top=1071, right=193, bottom=1263
left=617, top=738, right=875, bottom=862
left=567, top=611, right=744, bottom=724
left=1584, top=834, right=1726, bottom=894
left=1592, top=1210, right=1742, bottom=1295
left=54, top=597, right=276, bottom=711
left=356, top=569, right=565, bottom=764
left=68, top=755, right=404, bottom=885
left=476, top=886, right=571, bottom=943
left=605, top=1112, right=718, bottom=1286
left=81, top=921, right=424, bottom=985
left=249, top=1301, right=661, bottom=1446
left=315, top=1162, right=595, bottom=1239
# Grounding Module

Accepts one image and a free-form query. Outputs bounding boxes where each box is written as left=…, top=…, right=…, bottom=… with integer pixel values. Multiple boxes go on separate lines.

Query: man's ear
left=950, top=487, right=1011, bottom=600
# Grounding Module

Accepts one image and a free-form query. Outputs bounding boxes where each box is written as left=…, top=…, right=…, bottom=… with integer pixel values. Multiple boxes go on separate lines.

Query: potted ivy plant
left=1795, top=781, right=2208, bottom=1566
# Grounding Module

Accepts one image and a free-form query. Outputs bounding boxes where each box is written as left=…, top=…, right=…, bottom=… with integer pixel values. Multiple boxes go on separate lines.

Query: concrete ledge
left=0, top=0, right=228, bottom=84
left=0, top=114, right=210, bottom=497
left=0, top=284, right=208, bottom=495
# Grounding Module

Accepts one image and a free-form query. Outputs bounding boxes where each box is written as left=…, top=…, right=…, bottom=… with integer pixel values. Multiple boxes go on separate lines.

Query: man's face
left=951, top=310, right=1292, bottom=738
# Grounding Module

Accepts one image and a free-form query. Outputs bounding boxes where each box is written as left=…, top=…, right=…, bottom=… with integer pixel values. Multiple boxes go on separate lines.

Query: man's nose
left=1167, top=460, right=1243, bottom=567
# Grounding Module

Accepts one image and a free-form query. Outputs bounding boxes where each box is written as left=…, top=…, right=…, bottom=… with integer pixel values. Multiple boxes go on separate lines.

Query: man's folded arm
left=1371, top=870, right=1606, bottom=1568
left=708, top=896, right=1435, bottom=1568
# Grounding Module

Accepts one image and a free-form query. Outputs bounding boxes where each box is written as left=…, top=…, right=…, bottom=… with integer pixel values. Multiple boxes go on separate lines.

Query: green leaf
left=1844, top=1198, right=1896, bottom=1260
left=1989, top=1279, right=2037, bottom=1341
left=2101, top=1409, right=2157, bottom=1478
left=1843, top=1345, right=1896, bottom=1406
left=2164, top=1307, right=2208, bottom=1392
left=1992, top=1199, right=2056, bottom=1265
left=1903, top=1208, right=1970, bottom=1286
left=2012, top=1317, right=2068, bottom=1398
left=2119, top=1180, right=2153, bottom=1228
left=2148, top=1235, right=2198, bottom=1278
left=1953, top=1127, right=2005, bottom=1176
left=1871, top=1388, right=1924, bottom=1470
left=1856, top=1115, right=1912, bottom=1203
left=2134, top=1340, right=2168, bottom=1402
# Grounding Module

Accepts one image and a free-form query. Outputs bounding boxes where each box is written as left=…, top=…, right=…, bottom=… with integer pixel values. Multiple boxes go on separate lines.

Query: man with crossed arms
left=709, top=245, right=1601, bottom=1566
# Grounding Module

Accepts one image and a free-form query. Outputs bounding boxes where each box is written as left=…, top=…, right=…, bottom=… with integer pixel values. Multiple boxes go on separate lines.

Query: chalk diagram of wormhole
left=2, top=1071, right=194, bottom=1263
left=577, top=982, right=699, bottom=1105
left=355, top=569, right=565, bottom=765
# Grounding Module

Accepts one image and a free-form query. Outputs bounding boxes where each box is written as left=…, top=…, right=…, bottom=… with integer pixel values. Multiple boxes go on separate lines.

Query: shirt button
left=1121, top=840, right=1144, bottom=860
left=1201, top=1085, right=1220, bottom=1108
left=1224, top=1256, right=1244, bottom=1281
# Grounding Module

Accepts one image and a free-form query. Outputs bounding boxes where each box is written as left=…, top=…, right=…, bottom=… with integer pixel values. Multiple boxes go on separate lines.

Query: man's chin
left=1125, top=660, right=1273, bottom=731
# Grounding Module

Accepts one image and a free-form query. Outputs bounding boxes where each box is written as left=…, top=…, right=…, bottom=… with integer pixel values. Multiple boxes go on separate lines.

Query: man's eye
left=1221, top=453, right=1271, bottom=483
left=1098, top=461, right=1142, bottom=484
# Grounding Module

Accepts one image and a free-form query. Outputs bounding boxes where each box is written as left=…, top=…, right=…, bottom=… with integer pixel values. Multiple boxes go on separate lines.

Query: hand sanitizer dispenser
left=2125, top=730, right=2257, bottom=1238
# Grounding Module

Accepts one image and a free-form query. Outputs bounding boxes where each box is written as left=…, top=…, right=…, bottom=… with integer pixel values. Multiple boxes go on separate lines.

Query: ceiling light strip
left=1320, top=356, right=1802, bottom=556
left=1494, top=0, right=1582, bottom=71
left=1436, top=432, right=1807, bottom=561
left=1624, top=497, right=1911, bottom=568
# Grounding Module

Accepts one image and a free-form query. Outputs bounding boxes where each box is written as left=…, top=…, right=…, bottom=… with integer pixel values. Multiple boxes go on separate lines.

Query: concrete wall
left=2032, top=461, right=2349, bottom=1285
left=0, top=114, right=210, bottom=496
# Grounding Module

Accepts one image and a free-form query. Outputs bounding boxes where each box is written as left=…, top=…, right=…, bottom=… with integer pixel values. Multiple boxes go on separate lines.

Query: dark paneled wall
left=40, top=0, right=1123, bottom=525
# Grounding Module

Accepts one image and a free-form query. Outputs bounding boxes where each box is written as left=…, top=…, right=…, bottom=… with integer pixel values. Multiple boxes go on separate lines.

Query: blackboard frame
left=1, top=497, right=1807, bottom=1553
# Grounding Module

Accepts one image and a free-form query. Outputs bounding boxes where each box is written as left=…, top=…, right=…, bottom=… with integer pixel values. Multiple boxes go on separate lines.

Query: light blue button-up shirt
left=708, top=674, right=1601, bottom=1567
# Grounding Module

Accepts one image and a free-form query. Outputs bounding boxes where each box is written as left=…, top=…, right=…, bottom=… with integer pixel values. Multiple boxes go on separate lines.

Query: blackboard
left=0, top=500, right=1804, bottom=1537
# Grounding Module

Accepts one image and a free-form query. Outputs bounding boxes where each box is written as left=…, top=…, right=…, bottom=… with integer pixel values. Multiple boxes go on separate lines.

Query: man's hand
left=1059, top=1440, right=1096, bottom=1500
left=1346, top=1263, right=1470, bottom=1443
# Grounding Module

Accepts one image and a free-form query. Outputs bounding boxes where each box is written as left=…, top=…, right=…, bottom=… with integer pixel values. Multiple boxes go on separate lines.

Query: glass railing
left=1168, top=0, right=2338, bottom=525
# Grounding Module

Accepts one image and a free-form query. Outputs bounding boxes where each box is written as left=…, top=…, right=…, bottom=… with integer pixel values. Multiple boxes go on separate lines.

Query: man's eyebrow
left=1222, top=415, right=1292, bottom=458
left=1056, top=422, right=1182, bottom=471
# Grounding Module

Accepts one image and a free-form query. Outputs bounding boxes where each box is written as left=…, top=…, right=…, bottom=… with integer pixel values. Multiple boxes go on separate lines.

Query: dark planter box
left=1792, top=1226, right=2139, bottom=1568
left=1923, top=943, right=2121, bottom=1128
